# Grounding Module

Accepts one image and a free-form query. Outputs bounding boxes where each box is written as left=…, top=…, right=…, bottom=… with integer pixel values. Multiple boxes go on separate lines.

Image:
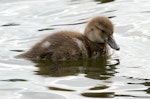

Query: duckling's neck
left=83, top=36, right=108, bottom=58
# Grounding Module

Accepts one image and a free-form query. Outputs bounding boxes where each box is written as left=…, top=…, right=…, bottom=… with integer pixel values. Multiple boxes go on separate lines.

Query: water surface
left=0, top=0, right=150, bottom=99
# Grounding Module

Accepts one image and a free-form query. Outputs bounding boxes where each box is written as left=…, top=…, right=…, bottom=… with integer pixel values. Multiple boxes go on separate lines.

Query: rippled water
left=0, top=0, right=150, bottom=99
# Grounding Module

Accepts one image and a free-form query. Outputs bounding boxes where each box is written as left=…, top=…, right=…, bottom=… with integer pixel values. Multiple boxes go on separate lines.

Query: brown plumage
left=17, top=16, right=119, bottom=61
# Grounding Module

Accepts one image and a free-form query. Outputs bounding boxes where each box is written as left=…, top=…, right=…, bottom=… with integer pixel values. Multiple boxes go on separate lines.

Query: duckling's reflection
left=33, top=57, right=119, bottom=80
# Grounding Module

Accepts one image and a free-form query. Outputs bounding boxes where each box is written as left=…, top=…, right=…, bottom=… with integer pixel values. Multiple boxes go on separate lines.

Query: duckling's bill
left=105, top=36, right=120, bottom=50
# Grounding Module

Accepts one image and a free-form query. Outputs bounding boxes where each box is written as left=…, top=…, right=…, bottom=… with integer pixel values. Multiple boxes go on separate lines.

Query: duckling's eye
left=101, top=30, right=110, bottom=36
left=101, top=30, right=106, bottom=33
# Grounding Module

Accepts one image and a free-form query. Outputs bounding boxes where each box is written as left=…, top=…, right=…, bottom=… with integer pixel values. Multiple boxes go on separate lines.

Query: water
left=0, top=0, right=150, bottom=99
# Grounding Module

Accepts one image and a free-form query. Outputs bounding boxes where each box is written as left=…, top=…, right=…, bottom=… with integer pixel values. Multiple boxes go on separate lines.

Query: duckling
left=17, top=16, right=120, bottom=61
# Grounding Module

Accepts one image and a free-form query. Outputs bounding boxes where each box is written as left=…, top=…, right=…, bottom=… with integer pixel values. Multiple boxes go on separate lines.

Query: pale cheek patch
left=95, top=32, right=105, bottom=43
left=41, top=41, right=51, bottom=48
left=87, top=32, right=104, bottom=43
left=88, top=33, right=95, bottom=42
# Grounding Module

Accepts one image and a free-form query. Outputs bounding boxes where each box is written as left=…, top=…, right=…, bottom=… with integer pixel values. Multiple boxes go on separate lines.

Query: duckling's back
left=17, top=31, right=89, bottom=61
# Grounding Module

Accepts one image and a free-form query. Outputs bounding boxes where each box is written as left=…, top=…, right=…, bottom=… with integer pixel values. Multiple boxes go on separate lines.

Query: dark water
left=0, top=0, right=150, bottom=99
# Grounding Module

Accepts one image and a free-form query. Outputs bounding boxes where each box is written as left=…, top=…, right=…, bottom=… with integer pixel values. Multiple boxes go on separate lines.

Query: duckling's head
left=84, top=16, right=120, bottom=50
